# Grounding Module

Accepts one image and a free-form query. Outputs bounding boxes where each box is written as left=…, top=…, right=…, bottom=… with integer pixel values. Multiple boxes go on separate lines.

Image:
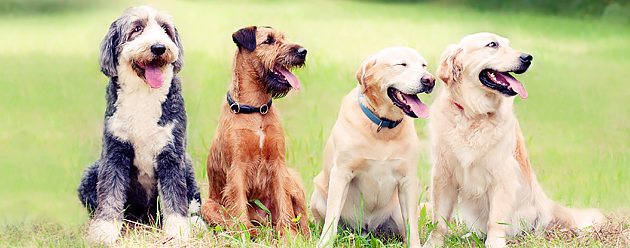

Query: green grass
left=0, top=0, right=629, bottom=246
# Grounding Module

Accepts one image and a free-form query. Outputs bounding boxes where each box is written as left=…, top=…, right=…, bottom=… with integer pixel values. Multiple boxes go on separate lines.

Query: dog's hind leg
left=201, top=144, right=231, bottom=227
left=288, top=171, right=310, bottom=238
left=201, top=198, right=228, bottom=226
left=77, top=159, right=101, bottom=217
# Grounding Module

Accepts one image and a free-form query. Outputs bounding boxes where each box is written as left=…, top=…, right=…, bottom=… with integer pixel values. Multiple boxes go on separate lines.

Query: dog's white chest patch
left=108, top=73, right=173, bottom=198
left=256, top=129, right=265, bottom=149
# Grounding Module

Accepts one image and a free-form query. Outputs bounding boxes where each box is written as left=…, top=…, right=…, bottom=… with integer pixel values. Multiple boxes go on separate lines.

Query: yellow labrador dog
left=311, top=47, right=434, bottom=248
left=423, top=32, right=604, bottom=248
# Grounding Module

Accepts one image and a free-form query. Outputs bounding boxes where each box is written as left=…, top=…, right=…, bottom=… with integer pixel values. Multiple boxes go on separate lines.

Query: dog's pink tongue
left=402, top=94, right=430, bottom=118
left=276, top=67, right=300, bottom=90
left=144, top=65, right=164, bottom=89
left=497, top=72, right=528, bottom=99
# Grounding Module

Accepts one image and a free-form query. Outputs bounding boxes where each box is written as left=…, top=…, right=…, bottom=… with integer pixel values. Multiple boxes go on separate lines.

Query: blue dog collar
left=358, top=91, right=402, bottom=132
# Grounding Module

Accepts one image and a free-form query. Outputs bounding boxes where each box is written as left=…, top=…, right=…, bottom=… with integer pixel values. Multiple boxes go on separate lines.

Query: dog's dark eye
left=486, top=42, right=498, bottom=48
left=398, top=63, right=407, bottom=67
left=132, top=26, right=143, bottom=33
left=263, top=36, right=275, bottom=45
left=161, top=25, right=169, bottom=33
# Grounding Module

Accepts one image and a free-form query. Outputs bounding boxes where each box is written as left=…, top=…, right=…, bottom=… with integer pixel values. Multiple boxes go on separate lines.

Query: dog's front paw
left=485, top=237, right=506, bottom=248
left=422, top=231, right=445, bottom=248
left=86, top=219, right=122, bottom=245
left=164, top=214, right=191, bottom=238
left=164, top=214, right=206, bottom=238
left=317, top=235, right=334, bottom=248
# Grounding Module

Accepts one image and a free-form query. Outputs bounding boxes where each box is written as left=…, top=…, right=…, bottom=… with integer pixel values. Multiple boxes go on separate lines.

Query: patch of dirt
left=510, top=216, right=630, bottom=247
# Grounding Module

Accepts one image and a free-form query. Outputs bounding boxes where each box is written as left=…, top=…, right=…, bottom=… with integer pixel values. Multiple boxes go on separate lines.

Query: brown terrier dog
left=200, top=26, right=309, bottom=238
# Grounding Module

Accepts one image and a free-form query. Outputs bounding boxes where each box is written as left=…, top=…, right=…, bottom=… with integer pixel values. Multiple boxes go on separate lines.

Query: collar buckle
left=230, top=102, right=241, bottom=114
left=259, top=104, right=269, bottom=115
left=226, top=91, right=272, bottom=115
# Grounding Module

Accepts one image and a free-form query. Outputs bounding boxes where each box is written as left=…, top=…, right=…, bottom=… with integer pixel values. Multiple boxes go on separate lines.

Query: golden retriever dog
left=422, top=32, right=604, bottom=248
left=310, top=47, right=435, bottom=248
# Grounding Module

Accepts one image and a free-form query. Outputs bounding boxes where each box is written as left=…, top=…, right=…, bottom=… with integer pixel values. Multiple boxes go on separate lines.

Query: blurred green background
left=0, top=0, right=628, bottom=229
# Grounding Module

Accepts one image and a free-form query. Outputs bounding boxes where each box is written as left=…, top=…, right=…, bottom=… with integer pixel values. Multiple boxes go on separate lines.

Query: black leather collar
left=226, top=91, right=272, bottom=114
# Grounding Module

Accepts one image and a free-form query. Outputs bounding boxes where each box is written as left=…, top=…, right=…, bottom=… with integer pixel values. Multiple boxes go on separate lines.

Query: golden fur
left=311, top=47, right=435, bottom=248
left=423, top=32, right=604, bottom=248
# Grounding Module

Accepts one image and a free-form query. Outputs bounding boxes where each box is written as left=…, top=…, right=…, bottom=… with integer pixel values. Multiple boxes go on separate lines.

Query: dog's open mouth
left=134, top=60, right=166, bottom=89
left=387, top=87, right=429, bottom=118
left=270, top=66, right=300, bottom=90
left=479, top=69, right=528, bottom=99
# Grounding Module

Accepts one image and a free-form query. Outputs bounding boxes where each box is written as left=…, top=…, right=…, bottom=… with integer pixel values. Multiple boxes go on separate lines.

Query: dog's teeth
left=488, top=72, right=497, bottom=83
left=396, top=91, right=407, bottom=103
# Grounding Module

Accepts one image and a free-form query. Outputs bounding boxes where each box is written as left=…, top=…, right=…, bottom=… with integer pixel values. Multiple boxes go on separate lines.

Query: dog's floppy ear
left=172, top=27, right=185, bottom=73
left=98, top=21, right=121, bottom=77
left=436, top=44, right=463, bottom=86
left=355, top=55, right=378, bottom=95
left=232, top=26, right=257, bottom=52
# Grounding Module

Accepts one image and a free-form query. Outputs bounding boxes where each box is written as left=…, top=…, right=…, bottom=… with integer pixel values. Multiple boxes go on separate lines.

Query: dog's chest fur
left=349, top=159, right=402, bottom=209
left=434, top=99, right=521, bottom=198
left=446, top=110, right=515, bottom=166
left=107, top=69, right=174, bottom=198
left=340, top=123, right=419, bottom=214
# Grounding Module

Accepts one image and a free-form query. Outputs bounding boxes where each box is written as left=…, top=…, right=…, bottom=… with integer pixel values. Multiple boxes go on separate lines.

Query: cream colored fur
left=311, top=47, right=434, bottom=248
left=423, top=33, right=604, bottom=248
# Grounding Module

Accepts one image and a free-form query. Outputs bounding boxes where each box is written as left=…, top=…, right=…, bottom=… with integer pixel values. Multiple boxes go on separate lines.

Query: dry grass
left=115, top=219, right=313, bottom=248
left=506, top=215, right=630, bottom=247
left=101, top=216, right=630, bottom=248
left=2, top=210, right=628, bottom=247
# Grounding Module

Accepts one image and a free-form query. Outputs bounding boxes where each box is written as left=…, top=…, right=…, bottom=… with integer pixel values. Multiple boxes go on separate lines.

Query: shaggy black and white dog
left=77, top=6, right=203, bottom=244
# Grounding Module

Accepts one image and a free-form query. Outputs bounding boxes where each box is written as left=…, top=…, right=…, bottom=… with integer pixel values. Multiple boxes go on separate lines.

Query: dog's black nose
left=520, top=53, right=533, bottom=63
left=297, top=47, right=307, bottom=57
left=421, top=74, right=435, bottom=89
left=151, top=44, right=166, bottom=56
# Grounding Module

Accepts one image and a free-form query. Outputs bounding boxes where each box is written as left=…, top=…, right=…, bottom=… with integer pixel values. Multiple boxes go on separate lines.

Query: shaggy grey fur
left=77, top=6, right=200, bottom=227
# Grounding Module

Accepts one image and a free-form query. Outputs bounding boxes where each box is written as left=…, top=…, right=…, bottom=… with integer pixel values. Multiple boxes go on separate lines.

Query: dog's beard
left=261, top=59, right=304, bottom=99
left=264, top=74, right=294, bottom=98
